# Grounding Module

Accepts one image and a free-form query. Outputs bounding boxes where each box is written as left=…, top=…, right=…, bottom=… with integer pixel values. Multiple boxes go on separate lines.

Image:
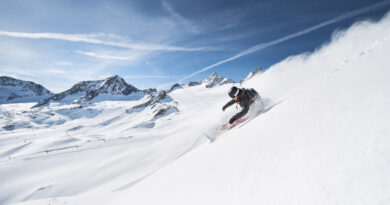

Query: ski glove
left=229, top=117, right=237, bottom=124
left=222, top=105, right=227, bottom=111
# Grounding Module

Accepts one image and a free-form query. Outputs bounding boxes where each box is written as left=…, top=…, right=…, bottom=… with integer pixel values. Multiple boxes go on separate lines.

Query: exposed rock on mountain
left=129, top=90, right=179, bottom=128
left=130, top=90, right=171, bottom=110
left=187, top=81, right=200, bottom=87
left=32, top=75, right=147, bottom=108
left=242, top=66, right=264, bottom=83
left=167, top=83, right=183, bottom=93
left=202, top=72, right=235, bottom=88
left=0, top=76, right=53, bottom=103
left=152, top=104, right=179, bottom=119
left=143, top=88, right=157, bottom=94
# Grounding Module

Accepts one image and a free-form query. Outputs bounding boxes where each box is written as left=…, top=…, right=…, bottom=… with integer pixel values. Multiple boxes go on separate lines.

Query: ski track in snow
left=2, top=12, right=390, bottom=205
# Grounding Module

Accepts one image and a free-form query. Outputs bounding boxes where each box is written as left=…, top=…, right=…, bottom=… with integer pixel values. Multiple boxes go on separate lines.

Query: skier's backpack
left=245, top=88, right=259, bottom=101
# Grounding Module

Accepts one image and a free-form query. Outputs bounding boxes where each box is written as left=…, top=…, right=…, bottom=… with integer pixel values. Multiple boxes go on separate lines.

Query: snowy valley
left=0, top=70, right=242, bottom=204
left=1, top=13, right=390, bottom=205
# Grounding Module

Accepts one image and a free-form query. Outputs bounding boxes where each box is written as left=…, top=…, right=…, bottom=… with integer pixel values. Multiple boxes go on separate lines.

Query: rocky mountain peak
left=242, top=66, right=263, bottom=82
left=202, top=72, right=235, bottom=88
left=0, top=76, right=53, bottom=103
left=187, top=81, right=200, bottom=87
left=32, top=75, right=142, bottom=107
left=167, top=83, right=183, bottom=93
left=98, top=75, right=137, bottom=95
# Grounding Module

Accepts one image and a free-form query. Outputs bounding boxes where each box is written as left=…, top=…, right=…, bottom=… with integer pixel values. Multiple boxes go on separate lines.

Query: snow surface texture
left=2, top=12, right=390, bottom=205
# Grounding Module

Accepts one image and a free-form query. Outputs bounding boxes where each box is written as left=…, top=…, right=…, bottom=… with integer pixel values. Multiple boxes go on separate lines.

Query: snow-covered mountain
left=1, top=13, right=390, bottom=205
left=242, top=66, right=263, bottom=83
left=105, top=14, right=390, bottom=205
left=128, top=90, right=179, bottom=128
left=32, top=75, right=149, bottom=108
left=187, top=81, right=201, bottom=87
left=202, top=72, right=235, bottom=88
left=167, top=73, right=231, bottom=93
left=0, top=76, right=53, bottom=104
left=167, top=83, right=183, bottom=93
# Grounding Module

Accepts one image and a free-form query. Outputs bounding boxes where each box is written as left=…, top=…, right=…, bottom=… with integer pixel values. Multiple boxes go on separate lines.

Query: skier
left=222, top=86, right=258, bottom=124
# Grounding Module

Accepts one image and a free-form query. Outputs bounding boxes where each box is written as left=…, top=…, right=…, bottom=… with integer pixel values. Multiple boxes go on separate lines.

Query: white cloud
left=0, top=66, right=42, bottom=78
left=76, top=50, right=144, bottom=61
left=45, top=68, right=67, bottom=74
left=177, top=0, right=390, bottom=83
left=53, top=61, right=73, bottom=67
left=124, top=75, right=181, bottom=79
left=0, top=31, right=208, bottom=51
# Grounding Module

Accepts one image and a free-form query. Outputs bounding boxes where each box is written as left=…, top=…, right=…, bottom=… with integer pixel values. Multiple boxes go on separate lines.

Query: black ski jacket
left=222, top=88, right=253, bottom=123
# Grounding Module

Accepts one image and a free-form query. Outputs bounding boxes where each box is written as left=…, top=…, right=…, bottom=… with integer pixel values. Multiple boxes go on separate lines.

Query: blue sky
left=0, top=0, right=389, bottom=92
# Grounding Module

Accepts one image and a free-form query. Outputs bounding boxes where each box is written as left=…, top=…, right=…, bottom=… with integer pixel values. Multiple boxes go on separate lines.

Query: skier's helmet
left=228, top=86, right=241, bottom=98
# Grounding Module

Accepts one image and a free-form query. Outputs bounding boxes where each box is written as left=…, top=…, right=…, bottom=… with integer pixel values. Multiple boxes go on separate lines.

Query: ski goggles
left=233, top=88, right=240, bottom=97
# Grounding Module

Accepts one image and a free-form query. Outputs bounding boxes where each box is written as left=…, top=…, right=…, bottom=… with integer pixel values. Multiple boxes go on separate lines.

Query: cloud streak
left=76, top=50, right=143, bottom=61
left=125, top=75, right=181, bottom=79
left=177, top=0, right=390, bottom=83
left=0, top=31, right=208, bottom=52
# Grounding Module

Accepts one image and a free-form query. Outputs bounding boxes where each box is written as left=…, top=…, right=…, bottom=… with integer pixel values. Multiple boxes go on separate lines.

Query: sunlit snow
left=2, top=12, right=390, bottom=205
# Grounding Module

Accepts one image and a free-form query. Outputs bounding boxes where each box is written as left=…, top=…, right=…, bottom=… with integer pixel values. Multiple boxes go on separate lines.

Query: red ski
left=220, top=117, right=248, bottom=131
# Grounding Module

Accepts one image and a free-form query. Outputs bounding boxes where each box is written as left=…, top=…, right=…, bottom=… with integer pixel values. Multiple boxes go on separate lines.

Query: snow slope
left=106, top=13, right=390, bottom=205
left=3, top=12, right=390, bottom=205
left=0, top=81, right=236, bottom=205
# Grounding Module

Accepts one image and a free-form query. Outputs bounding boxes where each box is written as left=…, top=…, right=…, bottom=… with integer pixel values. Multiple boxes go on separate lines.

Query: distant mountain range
left=202, top=72, right=235, bottom=88
left=32, top=75, right=155, bottom=108
left=0, top=76, right=53, bottom=104
left=1, top=67, right=264, bottom=106
left=167, top=72, right=236, bottom=92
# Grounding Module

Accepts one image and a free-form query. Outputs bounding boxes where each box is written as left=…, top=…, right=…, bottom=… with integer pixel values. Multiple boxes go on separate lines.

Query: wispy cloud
left=177, top=0, right=390, bottom=83
left=0, top=31, right=208, bottom=51
left=76, top=50, right=143, bottom=61
left=44, top=68, right=67, bottom=74
left=161, top=0, right=200, bottom=34
left=53, top=61, right=73, bottom=67
left=125, top=75, right=181, bottom=79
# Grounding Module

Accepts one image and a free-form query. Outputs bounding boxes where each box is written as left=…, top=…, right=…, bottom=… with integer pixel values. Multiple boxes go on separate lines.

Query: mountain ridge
left=2, top=69, right=260, bottom=107
left=0, top=76, right=53, bottom=103
left=32, top=75, right=149, bottom=108
left=202, top=72, right=235, bottom=88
